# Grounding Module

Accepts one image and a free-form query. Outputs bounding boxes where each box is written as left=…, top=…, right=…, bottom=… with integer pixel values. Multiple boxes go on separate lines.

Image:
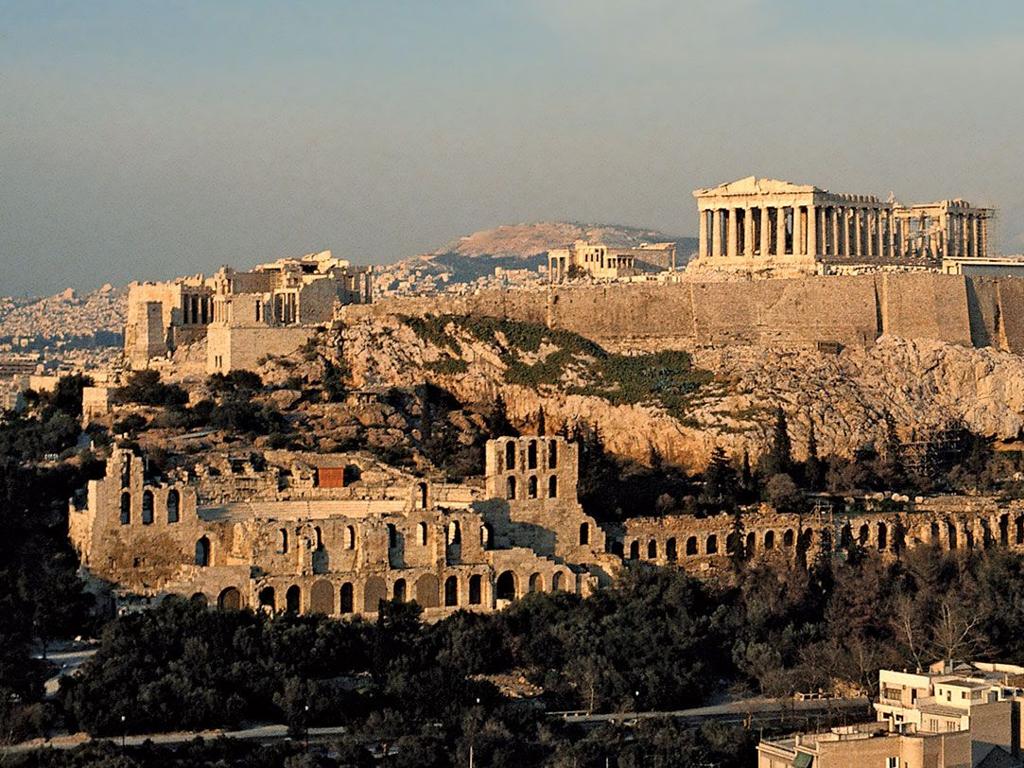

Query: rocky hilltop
left=323, top=314, right=1024, bottom=472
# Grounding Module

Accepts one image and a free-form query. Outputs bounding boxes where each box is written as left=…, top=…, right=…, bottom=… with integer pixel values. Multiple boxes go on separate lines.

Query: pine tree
left=486, top=393, right=516, bottom=437
left=700, top=446, right=738, bottom=511
left=537, top=407, right=546, bottom=436
left=804, top=422, right=825, bottom=491
left=760, top=407, right=793, bottom=478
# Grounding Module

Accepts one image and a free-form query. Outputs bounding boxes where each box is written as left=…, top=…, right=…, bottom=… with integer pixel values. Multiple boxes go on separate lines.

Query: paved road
left=558, top=696, right=871, bottom=726
left=2, top=725, right=350, bottom=755
left=34, top=648, right=98, bottom=698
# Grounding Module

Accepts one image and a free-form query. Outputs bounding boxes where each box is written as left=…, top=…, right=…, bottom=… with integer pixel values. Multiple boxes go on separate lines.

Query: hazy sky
left=4, top=1, right=1024, bottom=295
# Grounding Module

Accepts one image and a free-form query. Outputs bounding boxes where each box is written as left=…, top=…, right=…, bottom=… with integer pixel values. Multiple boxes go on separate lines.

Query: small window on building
left=346, top=525, right=355, bottom=550
left=505, top=441, right=515, bottom=470
left=506, top=476, right=516, bottom=500
left=548, top=440, right=557, bottom=468
left=120, top=492, right=131, bottom=525
left=528, top=476, right=538, bottom=498
left=417, top=521, right=427, bottom=546
left=167, top=489, right=180, bottom=523
left=579, top=522, right=590, bottom=546
left=141, top=490, right=154, bottom=525
left=548, top=475, right=557, bottom=498
left=528, top=440, right=537, bottom=469
left=279, top=528, right=288, bottom=554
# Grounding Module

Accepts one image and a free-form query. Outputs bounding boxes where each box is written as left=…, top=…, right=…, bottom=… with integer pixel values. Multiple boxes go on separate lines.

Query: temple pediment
left=693, top=176, right=820, bottom=198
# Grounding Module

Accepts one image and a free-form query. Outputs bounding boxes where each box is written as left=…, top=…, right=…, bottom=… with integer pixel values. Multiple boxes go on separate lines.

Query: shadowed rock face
left=335, top=314, right=1024, bottom=473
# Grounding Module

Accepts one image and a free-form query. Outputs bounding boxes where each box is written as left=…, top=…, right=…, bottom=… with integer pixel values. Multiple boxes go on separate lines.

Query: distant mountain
left=378, top=222, right=697, bottom=290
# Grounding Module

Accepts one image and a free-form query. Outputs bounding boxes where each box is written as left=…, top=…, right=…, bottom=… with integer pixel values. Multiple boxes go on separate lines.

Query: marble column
left=875, top=209, right=883, bottom=259
left=743, top=207, right=754, bottom=256
left=980, top=217, right=989, bottom=258
left=698, top=208, right=709, bottom=258
left=760, top=208, right=771, bottom=258
left=852, top=209, right=862, bottom=257
left=966, top=215, right=974, bottom=258
left=807, top=205, right=817, bottom=257
left=777, top=206, right=788, bottom=256
left=831, top=208, right=840, bottom=257
left=726, top=209, right=737, bottom=257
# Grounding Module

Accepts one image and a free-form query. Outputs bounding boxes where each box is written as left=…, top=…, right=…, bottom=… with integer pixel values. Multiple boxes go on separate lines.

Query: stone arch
left=141, top=490, right=154, bottom=525
left=190, top=592, right=208, bottom=607
left=706, top=534, right=719, bottom=555
left=548, top=439, right=558, bottom=468
left=468, top=574, right=483, bottom=605
left=363, top=576, right=387, bottom=612
left=195, top=536, right=211, bottom=567
left=346, top=525, right=356, bottom=550
left=417, top=522, right=428, bottom=546
left=418, top=482, right=428, bottom=509
left=285, top=585, right=301, bottom=614
left=340, top=582, right=354, bottom=614
left=610, top=540, right=624, bottom=557
left=120, top=492, right=131, bottom=525
left=947, top=521, right=958, bottom=549
left=444, top=575, right=459, bottom=607
left=782, top=529, right=794, bottom=547
left=218, top=587, right=242, bottom=611
left=496, top=570, right=517, bottom=601
left=548, top=475, right=558, bottom=498
left=647, top=539, right=658, bottom=559
left=579, top=522, right=590, bottom=546
left=393, top=578, right=407, bottom=602
left=310, top=579, right=334, bottom=614
left=1000, top=514, right=1010, bottom=546
left=930, top=521, right=941, bottom=543
left=858, top=523, right=870, bottom=546
left=529, top=572, right=543, bottom=592
left=764, top=530, right=775, bottom=550
left=745, top=532, right=756, bottom=556
left=505, top=441, right=515, bottom=470
left=686, top=536, right=698, bottom=556
left=167, top=489, right=180, bottom=523
left=506, top=476, right=517, bottom=500
left=258, top=586, right=276, bottom=612
left=666, top=537, right=677, bottom=562
left=279, top=527, right=289, bottom=554
left=414, top=573, right=439, bottom=608
left=552, top=571, right=565, bottom=591
left=528, top=475, right=538, bottom=499
left=387, top=523, right=397, bottom=549
left=528, top=440, right=538, bottom=469
left=629, top=540, right=640, bottom=560
left=447, top=520, right=461, bottom=545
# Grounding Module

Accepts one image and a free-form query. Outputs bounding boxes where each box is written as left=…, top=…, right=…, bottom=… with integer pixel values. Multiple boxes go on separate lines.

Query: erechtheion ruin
left=690, top=177, right=992, bottom=278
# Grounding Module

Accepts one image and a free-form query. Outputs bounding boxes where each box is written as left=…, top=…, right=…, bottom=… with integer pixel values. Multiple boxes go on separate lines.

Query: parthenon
left=689, top=177, right=992, bottom=278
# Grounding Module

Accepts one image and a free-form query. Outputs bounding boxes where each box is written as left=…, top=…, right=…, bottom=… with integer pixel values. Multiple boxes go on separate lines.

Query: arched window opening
left=496, top=571, right=516, bottom=601
left=552, top=571, right=564, bottom=591
left=746, top=532, right=756, bottom=556
left=418, top=482, right=428, bottom=509
left=528, top=476, right=538, bottom=499
left=666, top=537, right=677, bottom=562
left=447, top=520, right=461, bottom=545
left=121, top=456, right=132, bottom=488
left=259, top=587, right=276, bottom=612
left=783, top=529, right=795, bottom=547
left=685, top=536, right=698, bottom=556
left=930, top=522, right=941, bottom=543
left=965, top=528, right=975, bottom=549
left=468, top=574, right=482, bottom=605
left=764, top=530, right=776, bottom=550
left=1017, top=516, right=1024, bottom=546
left=444, top=576, right=459, bottom=607
left=877, top=522, right=888, bottom=551
left=285, top=585, right=301, bottom=614
left=346, top=525, right=356, bottom=550
left=706, top=534, right=718, bottom=555
left=414, top=574, right=439, bottom=608
left=506, top=476, right=517, bottom=500
left=120, top=492, right=131, bottom=525
left=528, top=440, right=538, bottom=469
left=629, top=540, right=640, bottom=560
left=167, top=489, right=180, bottom=523
left=647, top=539, right=658, bottom=560
left=548, top=440, right=558, bottom=468
left=480, top=524, right=492, bottom=549
left=417, top=522, right=428, bottom=546
left=191, top=592, right=208, bottom=607
left=579, top=522, right=590, bottom=546
left=548, top=475, right=558, bottom=498
left=195, top=536, right=210, bottom=567
left=141, top=490, right=154, bottom=525
left=314, top=526, right=323, bottom=551
left=948, top=521, right=958, bottom=550
left=279, top=528, right=289, bottom=554
left=218, top=587, right=241, bottom=611
left=340, top=583, right=354, bottom=614
left=858, top=524, right=869, bottom=546
left=393, top=579, right=407, bottom=603
left=999, top=514, right=1009, bottom=546
left=387, top=523, right=397, bottom=549
left=505, top=441, right=515, bottom=470
left=610, top=540, right=624, bottom=557
left=529, top=572, right=543, bottom=592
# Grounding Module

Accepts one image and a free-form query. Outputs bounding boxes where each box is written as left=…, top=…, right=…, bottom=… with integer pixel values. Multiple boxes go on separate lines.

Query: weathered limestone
left=690, top=177, right=994, bottom=279
left=548, top=240, right=675, bottom=283
left=124, top=250, right=373, bottom=373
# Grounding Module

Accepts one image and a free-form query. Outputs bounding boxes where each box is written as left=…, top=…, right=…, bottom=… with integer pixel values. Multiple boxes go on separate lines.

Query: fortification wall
left=355, top=274, right=1024, bottom=353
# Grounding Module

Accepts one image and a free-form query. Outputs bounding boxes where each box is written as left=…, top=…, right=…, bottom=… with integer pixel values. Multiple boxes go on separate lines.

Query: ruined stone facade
left=124, top=250, right=373, bottom=373
left=690, top=177, right=993, bottom=278
left=68, top=436, right=614, bottom=619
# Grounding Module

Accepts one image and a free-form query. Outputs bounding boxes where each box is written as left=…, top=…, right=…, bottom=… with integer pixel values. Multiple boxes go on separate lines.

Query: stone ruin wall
left=345, top=274, right=1024, bottom=354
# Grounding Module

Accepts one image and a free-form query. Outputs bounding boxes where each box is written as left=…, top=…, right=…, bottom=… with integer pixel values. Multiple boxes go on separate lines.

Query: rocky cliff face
left=332, top=315, right=1024, bottom=472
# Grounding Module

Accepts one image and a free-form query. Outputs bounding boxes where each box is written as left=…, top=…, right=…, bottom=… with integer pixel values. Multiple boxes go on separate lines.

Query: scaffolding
left=898, top=420, right=968, bottom=477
